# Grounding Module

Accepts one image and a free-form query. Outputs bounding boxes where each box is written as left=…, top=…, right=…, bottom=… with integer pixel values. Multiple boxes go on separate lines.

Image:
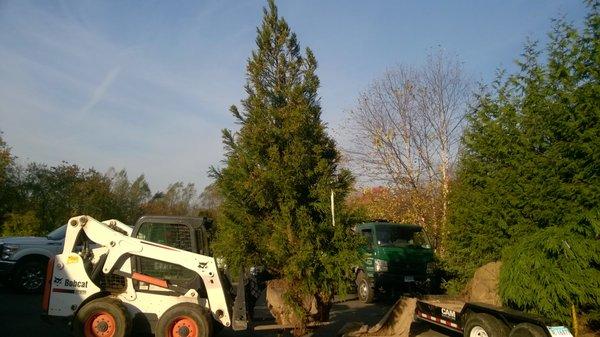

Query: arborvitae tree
left=446, top=1, right=600, bottom=327
left=211, top=0, right=358, bottom=323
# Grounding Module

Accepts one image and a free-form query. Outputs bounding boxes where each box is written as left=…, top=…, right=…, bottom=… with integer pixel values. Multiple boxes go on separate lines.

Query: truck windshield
left=47, top=225, right=67, bottom=240
left=375, top=226, right=429, bottom=247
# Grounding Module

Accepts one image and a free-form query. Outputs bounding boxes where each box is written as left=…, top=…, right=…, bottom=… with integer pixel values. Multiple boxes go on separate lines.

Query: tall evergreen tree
left=211, top=0, right=358, bottom=322
left=446, top=1, right=600, bottom=327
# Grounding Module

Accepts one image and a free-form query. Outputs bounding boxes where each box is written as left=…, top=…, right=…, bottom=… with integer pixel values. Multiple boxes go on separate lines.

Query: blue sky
left=0, top=0, right=588, bottom=192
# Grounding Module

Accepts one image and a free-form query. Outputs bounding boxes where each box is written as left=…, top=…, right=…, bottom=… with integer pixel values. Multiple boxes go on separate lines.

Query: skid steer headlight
left=374, top=259, right=388, bottom=272
left=1, top=244, right=19, bottom=260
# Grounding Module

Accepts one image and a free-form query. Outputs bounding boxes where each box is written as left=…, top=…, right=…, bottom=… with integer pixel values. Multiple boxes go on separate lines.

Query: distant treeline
left=0, top=136, right=218, bottom=236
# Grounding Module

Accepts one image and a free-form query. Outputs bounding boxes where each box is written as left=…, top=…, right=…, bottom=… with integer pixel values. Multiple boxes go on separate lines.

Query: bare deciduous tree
left=346, top=50, right=470, bottom=251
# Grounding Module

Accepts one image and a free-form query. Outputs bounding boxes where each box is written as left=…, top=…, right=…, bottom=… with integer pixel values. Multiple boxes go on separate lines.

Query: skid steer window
left=135, top=223, right=197, bottom=288
left=136, top=222, right=193, bottom=251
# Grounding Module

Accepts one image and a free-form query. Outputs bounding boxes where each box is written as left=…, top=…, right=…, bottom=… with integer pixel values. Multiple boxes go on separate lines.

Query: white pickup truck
left=0, top=225, right=66, bottom=292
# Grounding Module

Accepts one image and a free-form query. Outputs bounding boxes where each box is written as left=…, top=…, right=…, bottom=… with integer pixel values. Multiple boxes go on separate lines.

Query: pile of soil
left=339, top=297, right=417, bottom=337
left=370, top=297, right=417, bottom=337
left=463, top=261, right=502, bottom=306
left=266, top=279, right=330, bottom=327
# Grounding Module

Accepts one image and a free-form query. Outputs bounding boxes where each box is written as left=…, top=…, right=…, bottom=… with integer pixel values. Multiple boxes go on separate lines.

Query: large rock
left=265, top=279, right=331, bottom=328
left=464, top=261, right=502, bottom=306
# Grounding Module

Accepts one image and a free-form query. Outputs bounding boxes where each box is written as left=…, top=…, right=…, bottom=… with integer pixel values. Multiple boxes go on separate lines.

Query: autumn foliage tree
left=0, top=161, right=203, bottom=235
left=0, top=133, right=189, bottom=235
left=143, top=182, right=200, bottom=217
left=347, top=51, right=470, bottom=251
left=347, top=186, right=440, bottom=228
left=0, top=132, right=20, bottom=226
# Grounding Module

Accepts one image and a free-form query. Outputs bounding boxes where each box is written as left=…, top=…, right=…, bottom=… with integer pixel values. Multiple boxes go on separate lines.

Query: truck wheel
left=356, top=271, right=374, bottom=303
left=74, top=297, right=131, bottom=337
left=156, top=302, right=213, bottom=337
left=464, top=313, right=509, bottom=337
left=13, top=259, right=47, bottom=293
left=509, top=323, right=546, bottom=337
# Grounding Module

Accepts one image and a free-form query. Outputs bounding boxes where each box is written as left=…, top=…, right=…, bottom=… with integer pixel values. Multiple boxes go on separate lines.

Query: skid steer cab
left=42, top=215, right=248, bottom=337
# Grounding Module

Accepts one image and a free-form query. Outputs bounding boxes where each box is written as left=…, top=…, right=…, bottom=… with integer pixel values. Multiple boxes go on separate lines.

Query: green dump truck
left=354, top=220, right=435, bottom=303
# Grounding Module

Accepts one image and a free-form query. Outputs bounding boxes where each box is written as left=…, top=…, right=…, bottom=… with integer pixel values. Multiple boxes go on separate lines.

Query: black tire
left=13, top=259, right=47, bottom=293
left=73, top=297, right=131, bottom=337
left=464, top=313, right=509, bottom=337
left=156, top=302, right=213, bottom=337
left=356, top=271, right=374, bottom=303
left=509, top=323, right=547, bottom=337
left=212, top=318, right=224, bottom=335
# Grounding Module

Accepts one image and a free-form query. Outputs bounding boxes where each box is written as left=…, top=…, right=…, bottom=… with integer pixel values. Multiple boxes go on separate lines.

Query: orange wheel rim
left=169, top=316, right=198, bottom=337
left=84, top=311, right=117, bottom=337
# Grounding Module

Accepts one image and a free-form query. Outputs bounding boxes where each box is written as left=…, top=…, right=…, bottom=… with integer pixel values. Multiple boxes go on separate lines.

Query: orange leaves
left=347, top=185, right=446, bottom=250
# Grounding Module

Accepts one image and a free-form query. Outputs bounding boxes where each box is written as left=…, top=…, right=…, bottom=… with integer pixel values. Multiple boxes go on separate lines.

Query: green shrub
left=500, top=220, right=600, bottom=324
left=2, top=211, right=44, bottom=236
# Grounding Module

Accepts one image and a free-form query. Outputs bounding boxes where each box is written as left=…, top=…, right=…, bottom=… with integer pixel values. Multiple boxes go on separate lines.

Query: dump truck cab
left=354, top=220, right=434, bottom=302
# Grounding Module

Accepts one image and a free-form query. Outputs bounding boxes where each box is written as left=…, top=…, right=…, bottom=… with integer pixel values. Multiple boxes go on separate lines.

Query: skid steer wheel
left=157, top=303, right=213, bottom=337
left=509, top=323, right=546, bottom=337
left=212, top=318, right=224, bottom=335
left=74, top=297, right=131, bottom=337
left=464, top=313, right=509, bottom=337
left=356, top=271, right=374, bottom=303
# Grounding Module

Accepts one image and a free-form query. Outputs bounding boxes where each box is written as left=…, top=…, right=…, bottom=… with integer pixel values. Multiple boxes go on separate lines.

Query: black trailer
left=414, top=296, right=574, bottom=337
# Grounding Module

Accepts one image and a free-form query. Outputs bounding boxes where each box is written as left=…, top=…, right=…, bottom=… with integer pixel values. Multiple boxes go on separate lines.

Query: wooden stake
left=571, top=303, right=579, bottom=337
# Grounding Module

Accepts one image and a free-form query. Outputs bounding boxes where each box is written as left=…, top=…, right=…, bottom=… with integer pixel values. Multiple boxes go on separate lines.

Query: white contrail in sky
left=79, top=65, right=122, bottom=116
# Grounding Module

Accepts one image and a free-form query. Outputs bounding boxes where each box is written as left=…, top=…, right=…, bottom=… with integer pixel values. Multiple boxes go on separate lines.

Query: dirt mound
left=463, top=261, right=502, bottom=306
left=339, top=297, right=417, bottom=337
left=370, top=297, right=417, bottom=336
left=266, top=279, right=330, bottom=328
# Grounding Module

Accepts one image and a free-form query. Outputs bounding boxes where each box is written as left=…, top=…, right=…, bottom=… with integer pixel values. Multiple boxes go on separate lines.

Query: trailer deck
left=414, top=296, right=574, bottom=337
left=419, top=296, right=465, bottom=313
